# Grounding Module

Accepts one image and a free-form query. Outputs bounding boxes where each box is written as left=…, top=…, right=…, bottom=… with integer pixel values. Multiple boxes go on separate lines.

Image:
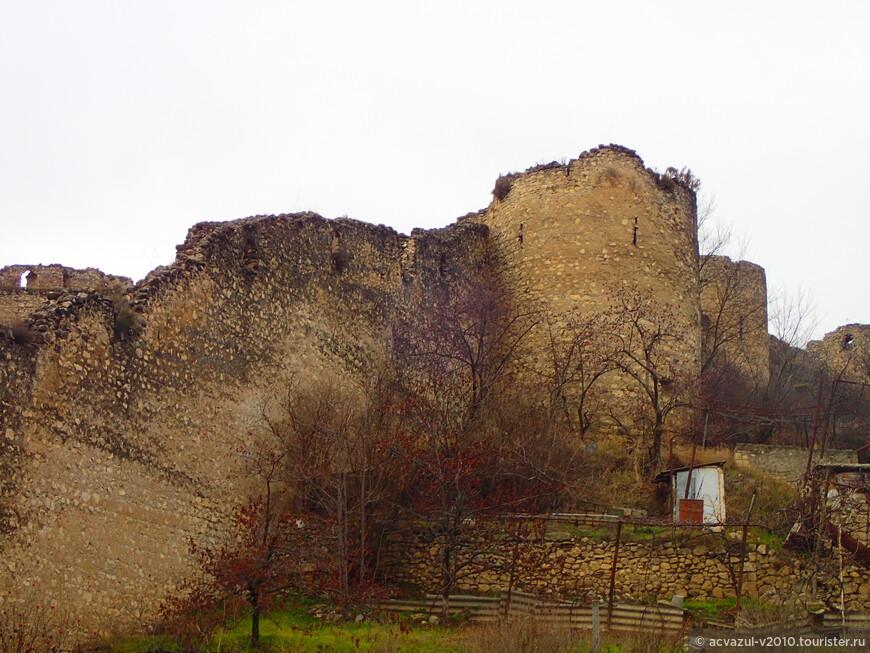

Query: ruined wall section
left=0, top=292, right=47, bottom=326
left=0, top=338, right=36, bottom=539
left=808, top=324, right=870, bottom=383
left=0, top=264, right=132, bottom=292
left=700, top=256, right=769, bottom=386
left=0, top=213, right=490, bottom=632
left=734, top=443, right=857, bottom=485
left=476, top=145, right=701, bottom=433
left=0, top=264, right=132, bottom=325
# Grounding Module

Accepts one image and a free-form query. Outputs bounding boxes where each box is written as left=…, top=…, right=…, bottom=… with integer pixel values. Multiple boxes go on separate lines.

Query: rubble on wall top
left=138, top=211, right=487, bottom=314
left=495, top=144, right=642, bottom=182
left=454, top=209, right=488, bottom=224
left=176, top=211, right=404, bottom=255
left=704, top=255, right=766, bottom=271
left=806, top=322, right=870, bottom=354
left=490, top=143, right=696, bottom=197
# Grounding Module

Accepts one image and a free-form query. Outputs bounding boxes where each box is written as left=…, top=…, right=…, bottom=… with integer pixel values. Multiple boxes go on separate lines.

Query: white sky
left=1, top=1, right=867, bottom=343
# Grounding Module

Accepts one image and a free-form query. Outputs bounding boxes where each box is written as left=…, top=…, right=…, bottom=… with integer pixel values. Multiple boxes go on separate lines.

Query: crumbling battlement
left=0, top=264, right=132, bottom=293
left=0, top=264, right=132, bottom=326
left=808, top=324, right=870, bottom=383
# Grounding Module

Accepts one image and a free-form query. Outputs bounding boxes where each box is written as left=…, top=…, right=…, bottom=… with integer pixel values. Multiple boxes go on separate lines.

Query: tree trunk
left=250, top=591, right=261, bottom=648
left=441, top=544, right=452, bottom=622
left=650, top=425, right=662, bottom=472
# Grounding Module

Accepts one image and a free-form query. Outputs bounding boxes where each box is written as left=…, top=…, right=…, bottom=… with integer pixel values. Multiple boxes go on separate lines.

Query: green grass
left=218, top=613, right=464, bottom=652
left=684, top=597, right=738, bottom=621
left=101, top=604, right=464, bottom=653
left=100, top=602, right=690, bottom=652
left=551, top=522, right=628, bottom=543
left=624, top=525, right=669, bottom=541
left=683, top=597, right=773, bottom=622
left=746, top=527, right=787, bottom=550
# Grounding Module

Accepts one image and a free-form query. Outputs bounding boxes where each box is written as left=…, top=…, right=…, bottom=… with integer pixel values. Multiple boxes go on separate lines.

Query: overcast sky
left=1, top=1, right=867, bottom=343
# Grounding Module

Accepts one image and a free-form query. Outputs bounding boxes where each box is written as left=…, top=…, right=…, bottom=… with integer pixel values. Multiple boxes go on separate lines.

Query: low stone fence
left=733, top=444, right=857, bottom=485
left=385, top=525, right=870, bottom=612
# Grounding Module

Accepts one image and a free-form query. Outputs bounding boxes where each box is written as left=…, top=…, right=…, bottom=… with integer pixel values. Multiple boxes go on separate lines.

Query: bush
left=663, top=166, right=701, bottom=192
left=463, top=617, right=577, bottom=653
left=725, top=467, right=796, bottom=536
left=602, top=166, right=621, bottom=185
left=0, top=597, right=79, bottom=653
left=492, top=176, right=513, bottom=201
left=112, top=298, right=143, bottom=338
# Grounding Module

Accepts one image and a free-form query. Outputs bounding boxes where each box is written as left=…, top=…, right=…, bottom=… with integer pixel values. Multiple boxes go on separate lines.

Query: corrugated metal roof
left=653, top=460, right=727, bottom=483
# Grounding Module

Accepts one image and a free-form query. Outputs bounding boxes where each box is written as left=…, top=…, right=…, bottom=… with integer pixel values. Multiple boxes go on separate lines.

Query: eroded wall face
left=0, top=291, right=47, bottom=325
left=478, top=147, right=702, bottom=433
left=0, top=213, right=489, bottom=632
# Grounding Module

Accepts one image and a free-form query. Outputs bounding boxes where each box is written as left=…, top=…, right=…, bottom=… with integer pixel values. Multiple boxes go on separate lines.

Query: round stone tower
left=478, top=145, right=702, bottom=435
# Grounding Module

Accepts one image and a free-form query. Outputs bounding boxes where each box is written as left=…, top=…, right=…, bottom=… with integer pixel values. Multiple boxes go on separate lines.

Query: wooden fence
left=821, top=612, right=870, bottom=631
left=376, top=591, right=687, bottom=634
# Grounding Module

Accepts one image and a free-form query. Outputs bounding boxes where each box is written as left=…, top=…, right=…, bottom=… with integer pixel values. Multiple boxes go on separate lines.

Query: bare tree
left=257, top=375, right=400, bottom=616
left=607, top=286, right=699, bottom=474
left=534, top=312, right=618, bottom=438
left=394, top=279, right=540, bottom=427
left=391, top=280, right=558, bottom=619
left=760, top=287, right=821, bottom=439
left=696, top=193, right=750, bottom=281
left=769, top=285, right=818, bottom=352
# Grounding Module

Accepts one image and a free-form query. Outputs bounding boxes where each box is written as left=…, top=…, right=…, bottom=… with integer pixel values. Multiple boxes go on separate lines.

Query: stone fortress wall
left=733, top=443, right=858, bottom=485
left=0, top=144, right=810, bottom=632
left=0, top=264, right=133, bottom=293
left=0, top=213, right=489, bottom=630
left=699, top=256, right=769, bottom=386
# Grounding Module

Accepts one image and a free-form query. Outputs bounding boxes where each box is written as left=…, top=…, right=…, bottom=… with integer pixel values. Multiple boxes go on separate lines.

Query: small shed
left=654, top=461, right=727, bottom=524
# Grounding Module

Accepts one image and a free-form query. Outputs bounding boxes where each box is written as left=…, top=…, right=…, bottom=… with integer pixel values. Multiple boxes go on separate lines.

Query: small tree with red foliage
left=161, top=496, right=323, bottom=649
left=164, top=376, right=401, bottom=649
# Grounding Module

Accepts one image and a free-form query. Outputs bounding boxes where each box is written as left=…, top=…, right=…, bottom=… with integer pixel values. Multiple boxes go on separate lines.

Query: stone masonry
left=387, top=530, right=870, bottom=612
